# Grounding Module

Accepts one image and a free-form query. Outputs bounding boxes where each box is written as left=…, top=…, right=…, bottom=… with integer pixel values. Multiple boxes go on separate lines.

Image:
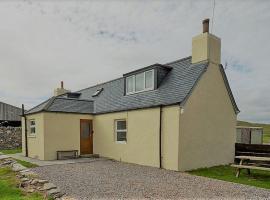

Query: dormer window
left=126, top=70, right=154, bottom=94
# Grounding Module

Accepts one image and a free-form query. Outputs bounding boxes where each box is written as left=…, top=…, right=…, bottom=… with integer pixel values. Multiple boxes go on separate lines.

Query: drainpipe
left=159, top=105, right=163, bottom=168
left=22, top=104, right=28, bottom=157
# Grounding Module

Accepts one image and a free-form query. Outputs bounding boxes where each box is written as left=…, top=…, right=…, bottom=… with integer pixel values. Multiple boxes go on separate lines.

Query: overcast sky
left=0, top=0, right=269, bottom=123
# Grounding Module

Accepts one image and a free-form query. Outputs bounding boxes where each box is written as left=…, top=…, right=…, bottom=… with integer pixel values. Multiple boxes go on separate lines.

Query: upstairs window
left=29, top=120, right=36, bottom=135
left=126, top=69, right=154, bottom=94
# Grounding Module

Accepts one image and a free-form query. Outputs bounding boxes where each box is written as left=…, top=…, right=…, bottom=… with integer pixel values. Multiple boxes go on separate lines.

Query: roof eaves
left=219, top=64, right=240, bottom=114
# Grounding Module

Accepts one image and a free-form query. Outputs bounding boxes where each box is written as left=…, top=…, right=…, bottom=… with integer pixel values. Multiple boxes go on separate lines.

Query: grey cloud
left=0, top=0, right=269, bottom=123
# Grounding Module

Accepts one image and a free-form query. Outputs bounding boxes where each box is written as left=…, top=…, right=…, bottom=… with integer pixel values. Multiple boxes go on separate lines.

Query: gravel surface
left=32, top=159, right=270, bottom=199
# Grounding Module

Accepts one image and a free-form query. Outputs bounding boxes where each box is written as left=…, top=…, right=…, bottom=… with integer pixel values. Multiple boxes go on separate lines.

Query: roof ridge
left=56, top=97, right=94, bottom=102
left=165, top=56, right=191, bottom=65
left=0, top=101, right=21, bottom=109
left=77, top=56, right=191, bottom=93
left=43, top=97, right=57, bottom=111
left=76, top=77, right=123, bottom=93
left=25, top=98, right=51, bottom=114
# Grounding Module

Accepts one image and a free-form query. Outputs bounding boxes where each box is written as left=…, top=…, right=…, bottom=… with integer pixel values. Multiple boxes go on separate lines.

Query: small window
left=29, top=120, right=36, bottom=135
left=92, top=88, right=103, bottom=97
left=115, top=120, right=127, bottom=143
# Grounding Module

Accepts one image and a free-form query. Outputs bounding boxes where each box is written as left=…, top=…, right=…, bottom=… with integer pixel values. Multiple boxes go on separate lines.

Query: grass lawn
left=14, top=159, right=38, bottom=168
left=0, top=148, right=22, bottom=154
left=189, top=165, right=270, bottom=189
left=237, top=120, right=270, bottom=144
left=0, top=167, right=44, bottom=200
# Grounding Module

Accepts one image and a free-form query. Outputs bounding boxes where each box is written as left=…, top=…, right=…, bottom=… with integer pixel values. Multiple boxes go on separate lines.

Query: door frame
left=80, top=119, right=93, bottom=154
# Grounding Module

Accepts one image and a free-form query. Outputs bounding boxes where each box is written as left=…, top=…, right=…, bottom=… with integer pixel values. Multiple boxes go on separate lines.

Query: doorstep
left=79, top=154, right=99, bottom=158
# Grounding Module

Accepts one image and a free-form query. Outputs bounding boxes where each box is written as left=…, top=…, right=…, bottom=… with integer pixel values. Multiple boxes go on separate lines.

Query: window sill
left=115, top=141, right=127, bottom=144
left=28, top=134, right=36, bottom=138
left=126, top=87, right=154, bottom=96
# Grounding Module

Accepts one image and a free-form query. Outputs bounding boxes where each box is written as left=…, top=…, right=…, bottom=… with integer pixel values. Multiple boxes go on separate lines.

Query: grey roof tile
left=25, top=56, right=239, bottom=115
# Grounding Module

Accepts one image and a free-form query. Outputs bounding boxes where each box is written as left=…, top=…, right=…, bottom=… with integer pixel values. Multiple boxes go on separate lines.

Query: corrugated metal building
left=0, top=102, right=22, bottom=126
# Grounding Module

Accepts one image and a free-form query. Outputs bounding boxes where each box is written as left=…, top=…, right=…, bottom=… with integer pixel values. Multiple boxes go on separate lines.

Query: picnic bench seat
left=231, top=155, right=270, bottom=177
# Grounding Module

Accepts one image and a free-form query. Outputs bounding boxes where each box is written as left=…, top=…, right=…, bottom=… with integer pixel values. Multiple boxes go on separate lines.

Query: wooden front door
left=80, top=119, right=93, bottom=154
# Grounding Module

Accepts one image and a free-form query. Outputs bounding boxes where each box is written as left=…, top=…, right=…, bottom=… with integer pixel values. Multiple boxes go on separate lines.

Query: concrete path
left=0, top=154, right=10, bottom=160
left=8, top=153, right=102, bottom=166
left=33, top=159, right=270, bottom=200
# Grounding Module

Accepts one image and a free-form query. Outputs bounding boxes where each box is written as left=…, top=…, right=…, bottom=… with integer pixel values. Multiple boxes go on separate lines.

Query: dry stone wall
left=0, top=126, right=22, bottom=150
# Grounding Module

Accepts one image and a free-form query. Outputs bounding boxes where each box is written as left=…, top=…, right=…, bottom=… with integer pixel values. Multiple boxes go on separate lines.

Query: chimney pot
left=202, top=18, right=210, bottom=33
left=61, top=81, right=64, bottom=89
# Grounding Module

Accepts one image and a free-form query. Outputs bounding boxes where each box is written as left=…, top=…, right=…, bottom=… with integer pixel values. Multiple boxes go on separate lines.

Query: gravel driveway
left=32, top=159, right=270, bottom=199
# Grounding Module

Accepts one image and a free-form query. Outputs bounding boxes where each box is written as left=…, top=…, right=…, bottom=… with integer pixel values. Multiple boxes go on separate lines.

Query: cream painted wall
left=192, top=33, right=221, bottom=64
left=21, top=113, right=45, bottom=160
left=43, top=112, right=93, bottom=160
left=93, top=106, right=180, bottom=170
left=93, top=108, right=160, bottom=167
left=161, top=105, right=180, bottom=171
left=178, top=62, right=236, bottom=171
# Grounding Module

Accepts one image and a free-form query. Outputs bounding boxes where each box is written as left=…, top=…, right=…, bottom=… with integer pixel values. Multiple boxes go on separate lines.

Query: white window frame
left=115, top=119, right=127, bottom=144
left=126, top=69, right=154, bottom=95
left=29, top=119, right=36, bottom=136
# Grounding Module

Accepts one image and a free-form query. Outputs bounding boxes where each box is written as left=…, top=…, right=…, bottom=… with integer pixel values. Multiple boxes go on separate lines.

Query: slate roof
left=25, top=97, right=94, bottom=114
left=25, top=56, right=239, bottom=115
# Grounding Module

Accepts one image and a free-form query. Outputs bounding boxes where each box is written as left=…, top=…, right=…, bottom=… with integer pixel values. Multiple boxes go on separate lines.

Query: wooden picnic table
left=231, top=155, right=270, bottom=177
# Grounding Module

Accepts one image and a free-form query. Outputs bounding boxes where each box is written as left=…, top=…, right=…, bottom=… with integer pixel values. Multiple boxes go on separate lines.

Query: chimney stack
left=202, top=18, right=209, bottom=33
left=54, top=81, right=70, bottom=96
left=191, top=19, right=221, bottom=64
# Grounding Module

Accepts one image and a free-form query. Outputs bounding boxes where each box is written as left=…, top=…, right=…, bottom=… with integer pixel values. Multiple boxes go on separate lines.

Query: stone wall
left=0, top=126, right=22, bottom=150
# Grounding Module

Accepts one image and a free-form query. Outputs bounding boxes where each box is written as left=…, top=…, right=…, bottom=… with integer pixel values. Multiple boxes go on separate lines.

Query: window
left=135, top=73, right=144, bottom=91
left=115, top=120, right=127, bottom=143
left=92, top=88, right=103, bottom=97
left=29, top=120, right=36, bottom=135
left=126, top=69, right=154, bottom=94
left=126, top=76, right=134, bottom=94
left=145, top=70, right=153, bottom=89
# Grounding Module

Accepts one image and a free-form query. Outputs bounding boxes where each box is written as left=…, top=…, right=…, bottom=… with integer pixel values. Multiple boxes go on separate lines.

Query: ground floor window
left=115, top=120, right=127, bottom=143
left=29, top=119, right=36, bottom=135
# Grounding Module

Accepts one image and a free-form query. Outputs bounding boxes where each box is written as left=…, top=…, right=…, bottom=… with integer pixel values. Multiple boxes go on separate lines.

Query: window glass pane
left=126, top=76, right=134, bottom=93
left=81, top=122, right=90, bottom=139
left=117, top=121, right=126, bottom=130
left=30, top=127, right=35, bottom=134
left=145, top=70, right=153, bottom=89
left=117, top=131, right=126, bottom=141
left=30, top=120, right=35, bottom=126
left=135, top=73, right=144, bottom=91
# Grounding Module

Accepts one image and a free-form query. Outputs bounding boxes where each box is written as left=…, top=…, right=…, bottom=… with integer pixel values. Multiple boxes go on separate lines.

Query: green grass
left=237, top=120, right=270, bottom=144
left=189, top=165, right=270, bottom=189
left=0, top=148, right=22, bottom=155
left=0, top=167, right=44, bottom=200
left=14, top=159, right=38, bottom=168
